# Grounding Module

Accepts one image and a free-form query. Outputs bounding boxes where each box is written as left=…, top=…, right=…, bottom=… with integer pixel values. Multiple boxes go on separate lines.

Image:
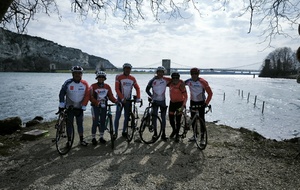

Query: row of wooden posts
left=222, top=90, right=265, bottom=114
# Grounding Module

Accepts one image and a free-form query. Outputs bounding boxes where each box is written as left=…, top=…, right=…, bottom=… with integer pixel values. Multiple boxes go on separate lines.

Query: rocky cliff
left=0, top=28, right=116, bottom=72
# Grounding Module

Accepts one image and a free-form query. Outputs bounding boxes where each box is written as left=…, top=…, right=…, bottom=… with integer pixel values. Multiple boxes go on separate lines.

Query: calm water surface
left=1, top=72, right=299, bottom=140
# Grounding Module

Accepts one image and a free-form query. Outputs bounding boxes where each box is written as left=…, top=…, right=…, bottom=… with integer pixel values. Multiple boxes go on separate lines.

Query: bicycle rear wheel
left=139, top=114, right=162, bottom=144
left=126, top=112, right=136, bottom=142
left=55, top=116, right=74, bottom=155
left=107, top=115, right=115, bottom=149
left=193, top=116, right=207, bottom=150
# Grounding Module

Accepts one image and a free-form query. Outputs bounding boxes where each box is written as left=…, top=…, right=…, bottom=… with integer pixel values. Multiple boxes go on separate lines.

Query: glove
left=81, top=106, right=87, bottom=111
left=136, top=98, right=141, bottom=103
left=203, top=103, right=208, bottom=108
left=116, top=101, right=123, bottom=107
left=58, top=107, right=65, bottom=113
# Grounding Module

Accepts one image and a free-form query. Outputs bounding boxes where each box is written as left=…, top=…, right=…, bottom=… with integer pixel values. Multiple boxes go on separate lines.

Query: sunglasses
left=172, top=77, right=179, bottom=79
left=97, top=76, right=106, bottom=79
left=191, top=73, right=198, bottom=75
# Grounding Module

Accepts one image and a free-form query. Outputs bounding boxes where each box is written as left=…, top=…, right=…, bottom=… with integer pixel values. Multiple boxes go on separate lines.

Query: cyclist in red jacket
left=90, top=71, right=118, bottom=145
left=167, top=72, right=187, bottom=142
left=114, top=63, right=141, bottom=139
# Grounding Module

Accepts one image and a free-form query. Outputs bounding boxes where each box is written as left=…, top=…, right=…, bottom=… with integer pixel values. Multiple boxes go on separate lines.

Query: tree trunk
left=0, top=0, right=14, bottom=23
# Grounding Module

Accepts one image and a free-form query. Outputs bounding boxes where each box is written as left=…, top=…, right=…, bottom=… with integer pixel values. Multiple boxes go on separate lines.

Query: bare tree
left=0, top=0, right=299, bottom=41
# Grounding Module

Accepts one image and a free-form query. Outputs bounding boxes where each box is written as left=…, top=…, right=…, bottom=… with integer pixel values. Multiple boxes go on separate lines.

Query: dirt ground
left=1, top=116, right=300, bottom=190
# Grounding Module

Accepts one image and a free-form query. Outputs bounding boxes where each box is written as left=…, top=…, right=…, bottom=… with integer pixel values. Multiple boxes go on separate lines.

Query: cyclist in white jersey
left=146, top=66, right=171, bottom=141
left=185, top=67, right=213, bottom=144
left=58, top=66, right=90, bottom=146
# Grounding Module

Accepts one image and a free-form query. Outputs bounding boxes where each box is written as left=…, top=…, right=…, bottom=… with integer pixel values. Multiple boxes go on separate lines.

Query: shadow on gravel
left=0, top=133, right=206, bottom=189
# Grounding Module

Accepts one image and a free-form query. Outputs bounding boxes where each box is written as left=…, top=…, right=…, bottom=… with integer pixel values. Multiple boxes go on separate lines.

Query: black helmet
left=123, top=63, right=132, bottom=69
left=190, top=67, right=200, bottom=75
left=95, top=71, right=107, bottom=79
left=171, top=72, right=180, bottom=78
left=71, top=66, right=83, bottom=73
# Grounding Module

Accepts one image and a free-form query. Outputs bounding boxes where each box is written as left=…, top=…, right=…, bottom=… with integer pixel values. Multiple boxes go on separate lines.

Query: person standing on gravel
left=90, top=71, right=119, bottom=145
left=167, top=72, right=187, bottom=142
left=58, top=66, right=90, bottom=146
left=185, top=67, right=213, bottom=145
left=146, top=66, right=171, bottom=141
left=114, top=63, right=141, bottom=139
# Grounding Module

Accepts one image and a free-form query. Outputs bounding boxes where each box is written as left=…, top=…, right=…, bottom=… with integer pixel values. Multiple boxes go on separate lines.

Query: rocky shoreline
left=1, top=116, right=300, bottom=189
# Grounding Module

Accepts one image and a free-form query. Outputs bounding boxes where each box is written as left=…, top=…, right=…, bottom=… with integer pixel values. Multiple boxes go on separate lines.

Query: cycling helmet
left=190, top=67, right=200, bottom=75
left=171, top=72, right=180, bottom=78
left=123, top=63, right=132, bottom=69
left=95, top=71, right=107, bottom=79
left=71, top=66, right=83, bottom=73
left=156, top=66, right=166, bottom=73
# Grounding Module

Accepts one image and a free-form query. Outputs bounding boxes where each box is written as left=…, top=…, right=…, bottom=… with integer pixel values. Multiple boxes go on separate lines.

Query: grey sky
left=24, top=1, right=300, bottom=70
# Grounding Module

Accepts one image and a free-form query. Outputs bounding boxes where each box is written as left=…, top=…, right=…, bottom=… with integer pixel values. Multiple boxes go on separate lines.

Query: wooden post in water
left=241, top=90, right=243, bottom=98
left=238, top=89, right=240, bottom=96
left=262, top=101, right=265, bottom=114
left=223, top=92, right=225, bottom=101
left=247, top=92, right=250, bottom=103
left=254, top=95, right=257, bottom=107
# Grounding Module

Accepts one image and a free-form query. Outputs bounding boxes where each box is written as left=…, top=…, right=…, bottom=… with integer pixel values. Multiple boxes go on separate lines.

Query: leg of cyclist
left=175, top=102, right=183, bottom=142
left=114, top=99, right=123, bottom=138
left=74, top=109, right=88, bottom=146
left=168, top=101, right=177, bottom=139
left=91, top=106, right=100, bottom=145
left=66, top=109, right=75, bottom=147
left=122, top=100, right=131, bottom=138
left=152, top=102, right=159, bottom=137
left=158, top=101, right=168, bottom=141
left=99, top=106, right=107, bottom=144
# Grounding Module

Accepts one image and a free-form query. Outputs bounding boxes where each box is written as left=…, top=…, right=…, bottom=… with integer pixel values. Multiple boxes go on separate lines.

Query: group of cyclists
left=58, top=63, right=213, bottom=147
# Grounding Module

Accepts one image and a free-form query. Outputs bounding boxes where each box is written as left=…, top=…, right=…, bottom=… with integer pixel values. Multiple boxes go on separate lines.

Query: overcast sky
left=23, top=1, right=300, bottom=70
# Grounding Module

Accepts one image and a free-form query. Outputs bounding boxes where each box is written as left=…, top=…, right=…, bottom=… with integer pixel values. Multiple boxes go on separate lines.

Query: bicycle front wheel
left=139, top=114, right=162, bottom=144
left=126, top=112, right=136, bottom=142
left=178, top=114, right=187, bottom=138
left=55, top=117, right=74, bottom=155
left=193, top=116, right=207, bottom=150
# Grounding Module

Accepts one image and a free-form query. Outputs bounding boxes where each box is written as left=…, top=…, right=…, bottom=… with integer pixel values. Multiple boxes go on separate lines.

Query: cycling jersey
left=168, top=79, right=187, bottom=105
left=185, top=77, right=212, bottom=104
left=146, top=76, right=171, bottom=101
left=59, top=78, right=90, bottom=109
left=90, top=82, right=117, bottom=106
left=115, top=74, right=140, bottom=100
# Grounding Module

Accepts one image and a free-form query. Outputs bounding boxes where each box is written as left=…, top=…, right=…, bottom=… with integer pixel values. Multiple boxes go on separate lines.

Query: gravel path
left=1, top=117, right=300, bottom=189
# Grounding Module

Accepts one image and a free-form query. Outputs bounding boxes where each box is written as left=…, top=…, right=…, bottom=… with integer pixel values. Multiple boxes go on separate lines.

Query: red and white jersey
left=90, top=82, right=117, bottom=106
left=185, top=77, right=213, bottom=104
left=115, top=74, right=140, bottom=100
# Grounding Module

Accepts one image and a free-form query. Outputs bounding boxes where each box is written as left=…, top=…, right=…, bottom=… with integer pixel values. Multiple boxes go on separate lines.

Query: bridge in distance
left=124, top=67, right=261, bottom=75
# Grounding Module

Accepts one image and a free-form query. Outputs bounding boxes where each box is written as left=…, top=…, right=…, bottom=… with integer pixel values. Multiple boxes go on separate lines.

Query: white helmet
left=156, top=66, right=166, bottom=73
left=71, top=66, right=83, bottom=73
left=95, top=71, right=107, bottom=79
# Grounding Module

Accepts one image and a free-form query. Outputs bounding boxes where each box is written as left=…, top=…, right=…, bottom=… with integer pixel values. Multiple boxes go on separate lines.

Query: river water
left=0, top=72, right=299, bottom=141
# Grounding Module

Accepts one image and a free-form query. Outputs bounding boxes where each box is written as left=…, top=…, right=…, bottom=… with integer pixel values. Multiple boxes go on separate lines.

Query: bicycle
left=97, top=104, right=116, bottom=149
left=126, top=95, right=143, bottom=142
left=139, top=97, right=162, bottom=144
left=178, top=104, right=212, bottom=150
left=54, top=106, right=75, bottom=155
